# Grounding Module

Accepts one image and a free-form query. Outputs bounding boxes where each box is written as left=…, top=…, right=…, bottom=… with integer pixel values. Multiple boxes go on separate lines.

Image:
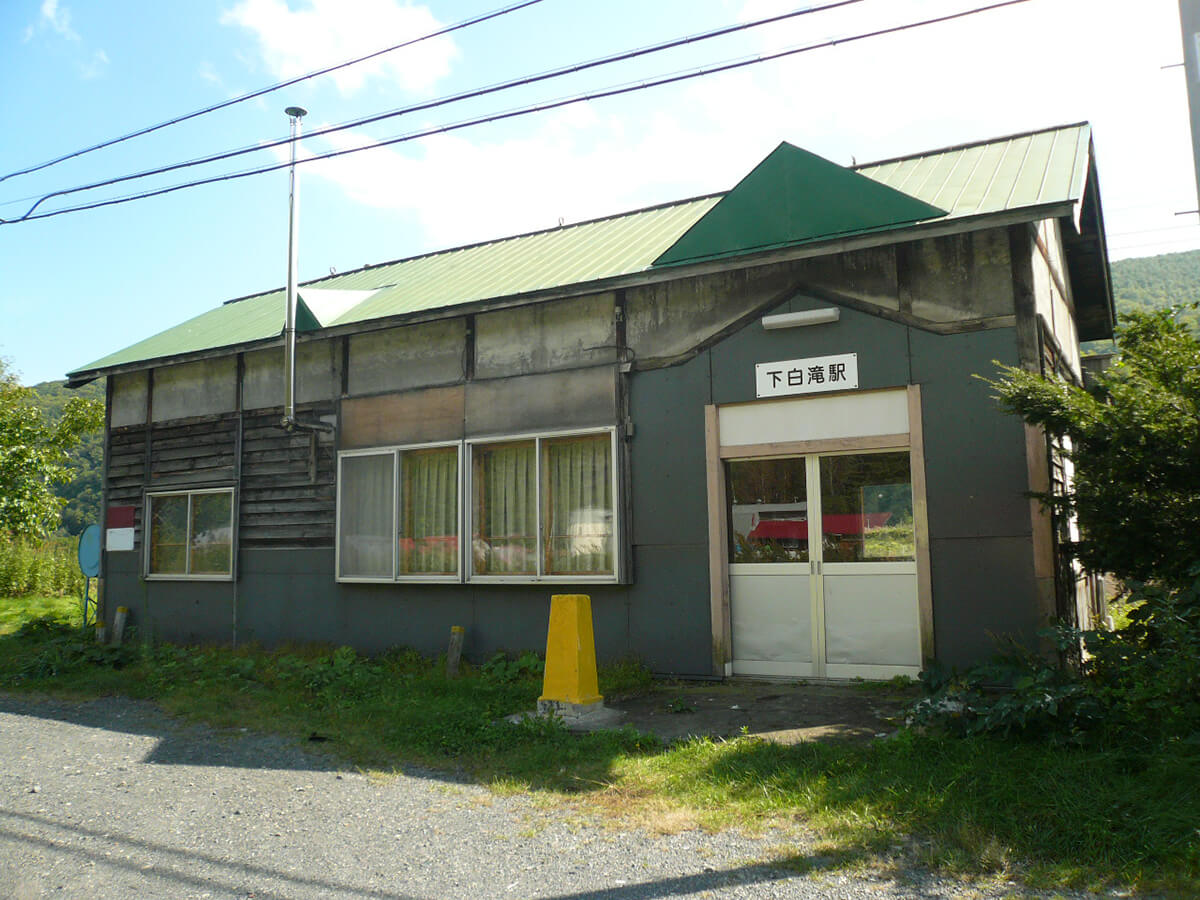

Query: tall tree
left=0, top=361, right=103, bottom=537
left=991, top=308, right=1200, bottom=586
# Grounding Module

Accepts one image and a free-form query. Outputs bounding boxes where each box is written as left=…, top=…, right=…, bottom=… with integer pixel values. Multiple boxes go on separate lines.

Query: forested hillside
left=1110, top=249, right=1200, bottom=332
left=28, top=379, right=104, bottom=535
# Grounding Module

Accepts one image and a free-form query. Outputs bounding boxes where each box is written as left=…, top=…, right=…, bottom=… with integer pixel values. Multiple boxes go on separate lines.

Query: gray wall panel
left=152, top=358, right=236, bottom=422
left=347, top=320, right=466, bottom=396
left=465, top=368, right=617, bottom=437
left=628, top=544, right=713, bottom=675
left=710, top=294, right=910, bottom=405
left=929, top=536, right=1042, bottom=668
left=243, top=340, right=340, bottom=409
left=475, top=294, right=617, bottom=378
left=110, top=372, right=147, bottom=427
left=910, top=327, right=1030, bottom=540
left=629, top=353, right=710, bottom=547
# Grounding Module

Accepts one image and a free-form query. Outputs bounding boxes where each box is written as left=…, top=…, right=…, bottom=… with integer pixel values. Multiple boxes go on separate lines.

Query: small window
left=146, top=489, right=234, bottom=579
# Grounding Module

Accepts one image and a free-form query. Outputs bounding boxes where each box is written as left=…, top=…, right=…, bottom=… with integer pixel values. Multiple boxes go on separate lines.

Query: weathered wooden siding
left=239, top=405, right=336, bottom=550
left=106, top=424, right=147, bottom=548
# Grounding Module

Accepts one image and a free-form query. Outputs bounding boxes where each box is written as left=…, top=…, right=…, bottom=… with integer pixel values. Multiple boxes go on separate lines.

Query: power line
left=0, top=0, right=545, bottom=185
left=1, top=0, right=1033, bottom=225
left=6, top=0, right=874, bottom=218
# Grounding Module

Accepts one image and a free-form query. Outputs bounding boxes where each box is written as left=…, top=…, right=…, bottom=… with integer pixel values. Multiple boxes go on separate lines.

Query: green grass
left=0, top=593, right=84, bottom=634
left=0, top=599, right=1195, bottom=895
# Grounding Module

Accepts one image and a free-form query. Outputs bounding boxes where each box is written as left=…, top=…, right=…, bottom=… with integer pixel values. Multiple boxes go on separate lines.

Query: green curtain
left=543, top=434, right=613, bottom=575
left=399, top=447, right=458, bottom=575
left=472, top=441, right=536, bottom=575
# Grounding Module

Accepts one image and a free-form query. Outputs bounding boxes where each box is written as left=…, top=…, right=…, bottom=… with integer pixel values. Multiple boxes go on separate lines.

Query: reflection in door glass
left=819, top=452, right=914, bottom=562
left=725, top=458, right=809, bottom=563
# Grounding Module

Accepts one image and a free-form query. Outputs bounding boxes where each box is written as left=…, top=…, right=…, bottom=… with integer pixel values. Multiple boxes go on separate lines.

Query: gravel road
left=0, top=695, right=1100, bottom=899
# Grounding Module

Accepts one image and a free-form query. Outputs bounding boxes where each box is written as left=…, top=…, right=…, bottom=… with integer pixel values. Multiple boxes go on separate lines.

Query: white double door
left=727, top=450, right=922, bottom=680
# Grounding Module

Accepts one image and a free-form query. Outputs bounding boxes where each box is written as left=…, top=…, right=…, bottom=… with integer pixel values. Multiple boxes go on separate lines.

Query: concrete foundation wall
left=110, top=371, right=148, bottom=428
left=243, top=340, right=340, bottom=409
left=151, top=358, right=236, bottom=422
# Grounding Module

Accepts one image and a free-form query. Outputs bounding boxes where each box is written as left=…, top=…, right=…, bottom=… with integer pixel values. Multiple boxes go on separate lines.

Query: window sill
left=144, top=574, right=234, bottom=582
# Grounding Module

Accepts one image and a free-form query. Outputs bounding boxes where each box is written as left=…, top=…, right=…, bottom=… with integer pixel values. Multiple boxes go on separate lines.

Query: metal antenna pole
left=283, top=105, right=307, bottom=430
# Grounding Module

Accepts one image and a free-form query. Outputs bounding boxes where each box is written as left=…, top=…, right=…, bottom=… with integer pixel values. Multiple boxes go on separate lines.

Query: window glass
left=725, top=458, right=809, bottom=563
left=399, top=446, right=458, bottom=576
left=189, top=492, right=233, bottom=575
left=819, top=452, right=914, bottom=562
left=472, top=441, right=536, bottom=575
left=339, top=453, right=395, bottom=578
left=543, top=434, right=613, bottom=575
left=148, top=494, right=188, bottom=574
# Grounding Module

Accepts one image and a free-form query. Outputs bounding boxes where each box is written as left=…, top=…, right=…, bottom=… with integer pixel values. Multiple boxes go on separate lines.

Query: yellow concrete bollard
left=539, top=594, right=602, bottom=707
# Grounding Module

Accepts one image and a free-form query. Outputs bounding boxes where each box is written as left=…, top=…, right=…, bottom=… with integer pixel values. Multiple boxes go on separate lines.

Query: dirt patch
left=606, top=680, right=918, bottom=745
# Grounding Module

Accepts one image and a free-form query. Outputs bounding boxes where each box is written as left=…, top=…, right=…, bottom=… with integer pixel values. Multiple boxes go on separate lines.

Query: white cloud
left=79, top=48, right=108, bottom=79
left=40, top=0, right=79, bottom=41
left=221, top=0, right=458, bottom=96
left=265, top=0, right=1198, bottom=261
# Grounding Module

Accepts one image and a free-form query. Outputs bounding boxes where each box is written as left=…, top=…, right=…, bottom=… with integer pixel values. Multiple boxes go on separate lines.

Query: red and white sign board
left=106, top=505, right=135, bottom=552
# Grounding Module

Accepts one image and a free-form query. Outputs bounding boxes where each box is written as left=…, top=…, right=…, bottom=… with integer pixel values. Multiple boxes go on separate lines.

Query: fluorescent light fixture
left=761, top=308, right=840, bottom=330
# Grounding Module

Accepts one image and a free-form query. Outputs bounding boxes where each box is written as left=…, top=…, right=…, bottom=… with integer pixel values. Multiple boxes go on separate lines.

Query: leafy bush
left=481, top=649, right=544, bottom=683
left=910, top=571, right=1200, bottom=746
left=1, top=616, right=132, bottom=683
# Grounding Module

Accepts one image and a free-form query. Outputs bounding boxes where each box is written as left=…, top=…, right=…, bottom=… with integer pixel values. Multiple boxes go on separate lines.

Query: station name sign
left=755, top=352, right=858, bottom=398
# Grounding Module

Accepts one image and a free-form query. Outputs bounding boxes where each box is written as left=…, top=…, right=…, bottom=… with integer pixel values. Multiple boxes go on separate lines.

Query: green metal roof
left=856, top=122, right=1091, bottom=220
left=69, top=122, right=1096, bottom=379
left=653, top=142, right=947, bottom=267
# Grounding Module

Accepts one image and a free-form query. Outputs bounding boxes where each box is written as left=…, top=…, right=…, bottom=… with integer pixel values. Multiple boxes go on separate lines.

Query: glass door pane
left=818, top=452, right=914, bottom=562
left=725, top=457, right=809, bottom=563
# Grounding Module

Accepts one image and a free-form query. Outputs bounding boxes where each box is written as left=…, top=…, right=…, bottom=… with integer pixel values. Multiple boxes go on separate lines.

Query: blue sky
left=1, top=0, right=1196, bottom=385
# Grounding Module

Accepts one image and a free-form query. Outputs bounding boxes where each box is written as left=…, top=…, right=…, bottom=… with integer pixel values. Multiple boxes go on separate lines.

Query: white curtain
left=339, top=453, right=394, bottom=578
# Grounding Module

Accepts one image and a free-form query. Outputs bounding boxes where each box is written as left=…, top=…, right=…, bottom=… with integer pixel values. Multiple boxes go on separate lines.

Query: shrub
left=0, top=535, right=85, bottom=598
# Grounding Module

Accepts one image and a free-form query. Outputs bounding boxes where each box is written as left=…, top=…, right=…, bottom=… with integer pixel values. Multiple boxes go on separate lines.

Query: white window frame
left=335, top=442, right=463, bottom=584
left=334, top=428, right=622, bottom=585
left=144, top=487, right=236, bottom=581
left=466, top=426, right=620, bottom=585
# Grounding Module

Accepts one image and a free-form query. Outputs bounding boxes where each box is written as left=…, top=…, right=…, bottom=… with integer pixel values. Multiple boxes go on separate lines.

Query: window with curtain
left=469, top=430, right=617, bottom=580
left=146, top=489, right=234, bottom=578
left=338, top=453, right=395, bottom=579
left=472, top=440, right=537, bottom=576
left=543, top=433, right=613, bottom=576
left=399, top=446, right=459, bottom=576
left=337, top=431, right=618, bottom=583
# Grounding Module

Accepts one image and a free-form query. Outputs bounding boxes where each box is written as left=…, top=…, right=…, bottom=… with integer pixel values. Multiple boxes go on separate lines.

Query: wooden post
left=112, top=606, right=129, bottom=647
left=446, top=625, right=465, bottom=677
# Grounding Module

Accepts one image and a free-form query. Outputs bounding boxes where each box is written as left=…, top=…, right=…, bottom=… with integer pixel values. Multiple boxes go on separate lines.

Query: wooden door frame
left=705, top=384, right=934, bottom=676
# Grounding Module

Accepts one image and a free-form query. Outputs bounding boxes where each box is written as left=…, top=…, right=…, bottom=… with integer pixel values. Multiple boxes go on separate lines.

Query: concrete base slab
left=505, top=701, right=627, bottom=733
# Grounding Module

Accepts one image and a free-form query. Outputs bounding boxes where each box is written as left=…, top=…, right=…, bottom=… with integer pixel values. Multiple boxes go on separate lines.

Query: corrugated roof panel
left=76, top=290, right=283, bottom=372
left=1006, top=129, right=1057, bottom=209
left=332, top=197, right=719, bottom=326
